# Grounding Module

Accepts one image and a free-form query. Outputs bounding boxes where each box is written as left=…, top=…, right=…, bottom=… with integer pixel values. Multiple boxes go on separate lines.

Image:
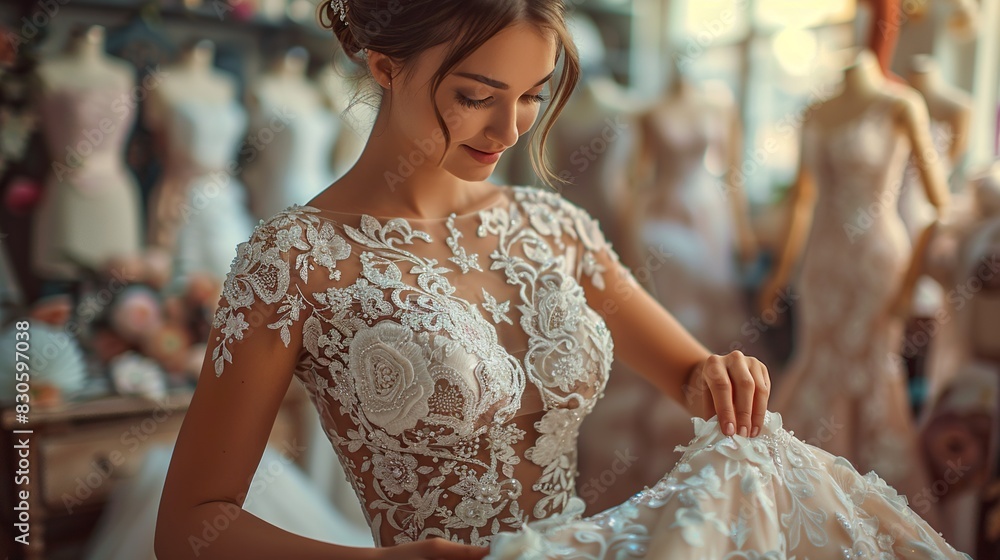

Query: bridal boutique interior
left=0, top=0, right=998, bottom=558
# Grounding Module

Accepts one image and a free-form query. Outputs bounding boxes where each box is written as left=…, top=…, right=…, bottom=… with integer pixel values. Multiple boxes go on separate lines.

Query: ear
left=366, top=51, right=398, bottom=89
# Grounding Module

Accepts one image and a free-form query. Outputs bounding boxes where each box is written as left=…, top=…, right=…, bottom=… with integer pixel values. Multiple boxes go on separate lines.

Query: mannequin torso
left=144, top=40, right=254, bottom=285
left=31, top=25, right=143, bottom=281
left=243, top=50, right=340, bottom=220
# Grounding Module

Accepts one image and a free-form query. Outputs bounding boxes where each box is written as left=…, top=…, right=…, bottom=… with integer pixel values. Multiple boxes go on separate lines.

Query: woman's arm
left=154, top=311, right=374, bottom=559
left=575, top=215, right=770, bottom=439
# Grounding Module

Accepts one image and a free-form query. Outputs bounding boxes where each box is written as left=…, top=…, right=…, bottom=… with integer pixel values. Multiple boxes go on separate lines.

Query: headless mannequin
left=907, top=55, right=972, bottom=168
left=549, top=71, right=635, bottom=250
left=898, top=55, right=973, bottom=313
left=145, top=39, right=254, bottom=286
left=762, top=48, right=949, bottom=302
left=31, top=24, right=143, bottom=283
left=630, top=71, right=758, bottom=347
left=583, top=71, right=759, bottom=513
left=760, top=48, right=949, bottom=527
left=146, top=39, right=236, bottom=252
left=243, top=47, right=340, bottom=220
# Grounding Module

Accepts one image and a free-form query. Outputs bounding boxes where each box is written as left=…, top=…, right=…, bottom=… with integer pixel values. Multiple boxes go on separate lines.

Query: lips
left=462, top=144, right=503, bottom=164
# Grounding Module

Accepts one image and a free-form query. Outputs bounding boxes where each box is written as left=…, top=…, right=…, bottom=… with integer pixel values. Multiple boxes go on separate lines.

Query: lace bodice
left=210, top=184, right=640, bottom=546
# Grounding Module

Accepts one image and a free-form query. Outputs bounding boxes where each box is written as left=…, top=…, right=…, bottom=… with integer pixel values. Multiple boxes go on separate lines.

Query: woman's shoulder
left=226, top=205, right=354, bottom=294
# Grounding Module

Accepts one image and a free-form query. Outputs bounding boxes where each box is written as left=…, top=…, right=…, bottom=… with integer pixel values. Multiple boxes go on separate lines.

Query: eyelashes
left=455, top=91, right=548, bottom=109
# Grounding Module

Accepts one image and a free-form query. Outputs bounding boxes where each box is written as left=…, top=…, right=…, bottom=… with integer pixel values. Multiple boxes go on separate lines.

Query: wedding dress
left=770, top=97, right=939, bottom=514
left=163, top=97, right=256, bottom=284
left=636, top=105, right=746, bottom=355
left=211, top=184, right=968, bottom=557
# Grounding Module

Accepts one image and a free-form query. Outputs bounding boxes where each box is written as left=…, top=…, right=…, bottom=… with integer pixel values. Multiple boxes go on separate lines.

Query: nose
left=483, top=103, right=519, bottom=150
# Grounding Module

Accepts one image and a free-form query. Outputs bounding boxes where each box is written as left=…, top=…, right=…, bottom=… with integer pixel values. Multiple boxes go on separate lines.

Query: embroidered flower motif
left=371, top=450, right=419, bottom=496
left=221, top=311, right=249, bottom=342
left=275, top=224, right=306, bottom=252
left=535, top=277, right=582, bottom=339
left=349, top=321, right=434, bottom=435
left=306, top=221, right=351, bottom=279
left=454, top=497, right=493, bottom=528
left=521, top=200, right=565, bottom=238
left=481, top=288, right=513, bottom=325
left=525, top=408, right=582, bottom=467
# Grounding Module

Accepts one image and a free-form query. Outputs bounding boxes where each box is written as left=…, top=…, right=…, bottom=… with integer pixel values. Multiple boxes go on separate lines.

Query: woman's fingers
left=725, top=351, right=756, bottom=437
left=748, top=358, right=770, bottom=437
left=704, top=355, right=736, bottom=436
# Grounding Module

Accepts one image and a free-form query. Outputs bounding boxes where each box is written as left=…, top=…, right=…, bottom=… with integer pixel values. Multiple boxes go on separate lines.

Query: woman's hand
left=683, top=350, right=771, bottom=438
left=372, top=538, right=491, bottom=560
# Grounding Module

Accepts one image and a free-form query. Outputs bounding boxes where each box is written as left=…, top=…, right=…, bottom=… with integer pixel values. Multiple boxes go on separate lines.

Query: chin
left=445, top=161, right=497, bottom=183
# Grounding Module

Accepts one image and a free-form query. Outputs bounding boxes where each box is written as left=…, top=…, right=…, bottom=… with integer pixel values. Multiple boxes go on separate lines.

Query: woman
left=154, top=1, right=969, bottom=558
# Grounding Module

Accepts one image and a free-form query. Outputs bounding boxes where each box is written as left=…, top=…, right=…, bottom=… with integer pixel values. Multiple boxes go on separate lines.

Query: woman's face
left=387, top=21, right=558, bottom=182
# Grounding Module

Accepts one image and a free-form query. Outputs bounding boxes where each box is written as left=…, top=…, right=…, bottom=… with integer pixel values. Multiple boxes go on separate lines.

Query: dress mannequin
left=901, top=55, right=972, bottom=238
left=579, top=71, right=759, bottom=514
left=899, top=54, right=973, bottom=315
left=629, top=71, right=758, bottom=354
left=760, top=48, right=949, bottom=525
left=31, top=24, right=143, bottom=283
left=243, top=47, right=340, bottom=220
left=144, top=39, right=255, bottom=286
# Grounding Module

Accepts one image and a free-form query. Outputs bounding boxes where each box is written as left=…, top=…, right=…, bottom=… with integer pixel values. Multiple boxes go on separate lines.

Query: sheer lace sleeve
left=209, top=209, right=325, bottom=378
left=553, top=193, right=642, bottom=297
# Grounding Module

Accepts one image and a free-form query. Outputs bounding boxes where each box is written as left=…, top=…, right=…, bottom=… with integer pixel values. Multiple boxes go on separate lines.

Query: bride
left=153, top=1, right=969, bottom=558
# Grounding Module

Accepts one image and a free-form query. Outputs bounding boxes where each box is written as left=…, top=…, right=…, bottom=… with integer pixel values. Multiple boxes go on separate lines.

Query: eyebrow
left=454, top=69, right=555, bottom=90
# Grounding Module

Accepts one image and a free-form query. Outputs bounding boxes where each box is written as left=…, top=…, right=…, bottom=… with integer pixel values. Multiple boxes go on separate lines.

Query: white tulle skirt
left=485, top=412, right=970, bottom=559
left=82, top=443, right=374, bottom=560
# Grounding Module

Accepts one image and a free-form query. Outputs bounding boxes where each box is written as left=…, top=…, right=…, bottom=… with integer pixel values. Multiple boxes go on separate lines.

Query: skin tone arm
left=899, top=90, right=952, bottom=213
left=581, top=249, right=772, bottom=439
left=888, top=219, right=941, bottom=317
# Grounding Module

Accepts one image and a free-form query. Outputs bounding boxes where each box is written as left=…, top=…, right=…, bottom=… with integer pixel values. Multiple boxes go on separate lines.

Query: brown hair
left=317, top=0, right=580, bottom=189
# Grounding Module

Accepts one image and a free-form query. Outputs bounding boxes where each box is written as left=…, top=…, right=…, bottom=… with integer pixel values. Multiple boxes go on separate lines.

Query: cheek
left=447, top=107, right=490, bottom=142
left=517, top=105, right=542, bottom=134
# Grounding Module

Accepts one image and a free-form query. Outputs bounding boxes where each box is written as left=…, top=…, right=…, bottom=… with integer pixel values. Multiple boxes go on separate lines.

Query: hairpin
left=330, top=0, right=349, bottom=24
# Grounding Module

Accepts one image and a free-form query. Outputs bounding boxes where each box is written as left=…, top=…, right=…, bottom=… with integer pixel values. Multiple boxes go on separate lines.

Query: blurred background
left=0, top=0, right=998, bottom=558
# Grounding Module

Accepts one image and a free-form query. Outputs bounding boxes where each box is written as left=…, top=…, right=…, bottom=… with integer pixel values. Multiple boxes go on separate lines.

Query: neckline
left=304, top=184, right=518, bottom=222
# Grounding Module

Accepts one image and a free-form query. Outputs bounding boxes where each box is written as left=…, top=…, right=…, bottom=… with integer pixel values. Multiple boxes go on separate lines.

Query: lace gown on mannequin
left=771, top=98, right=938, bottom=513
left=166, top=97, right=255, bottom=283
left=638, top=108, right=744, bottom=355
left=211, top=184, right=968, bottom=558
left=32, top=84, right=143, bottom=280
left=244, top=98, right=340, bottom=220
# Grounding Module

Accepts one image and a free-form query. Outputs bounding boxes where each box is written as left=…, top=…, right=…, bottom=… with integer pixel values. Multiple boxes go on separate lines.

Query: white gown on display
left=244, top=97, right=340, bottom=220
left=82, top=443, right=374, bottom=560
left=207, top=184, right=968, bottom=558
left=637, top=107, right=744, bottom=354
left=771, top=96, right=939, bottom=512
left=32, top=80, right=143, bottom=280
left=168, top=97, right=256, bottom=283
